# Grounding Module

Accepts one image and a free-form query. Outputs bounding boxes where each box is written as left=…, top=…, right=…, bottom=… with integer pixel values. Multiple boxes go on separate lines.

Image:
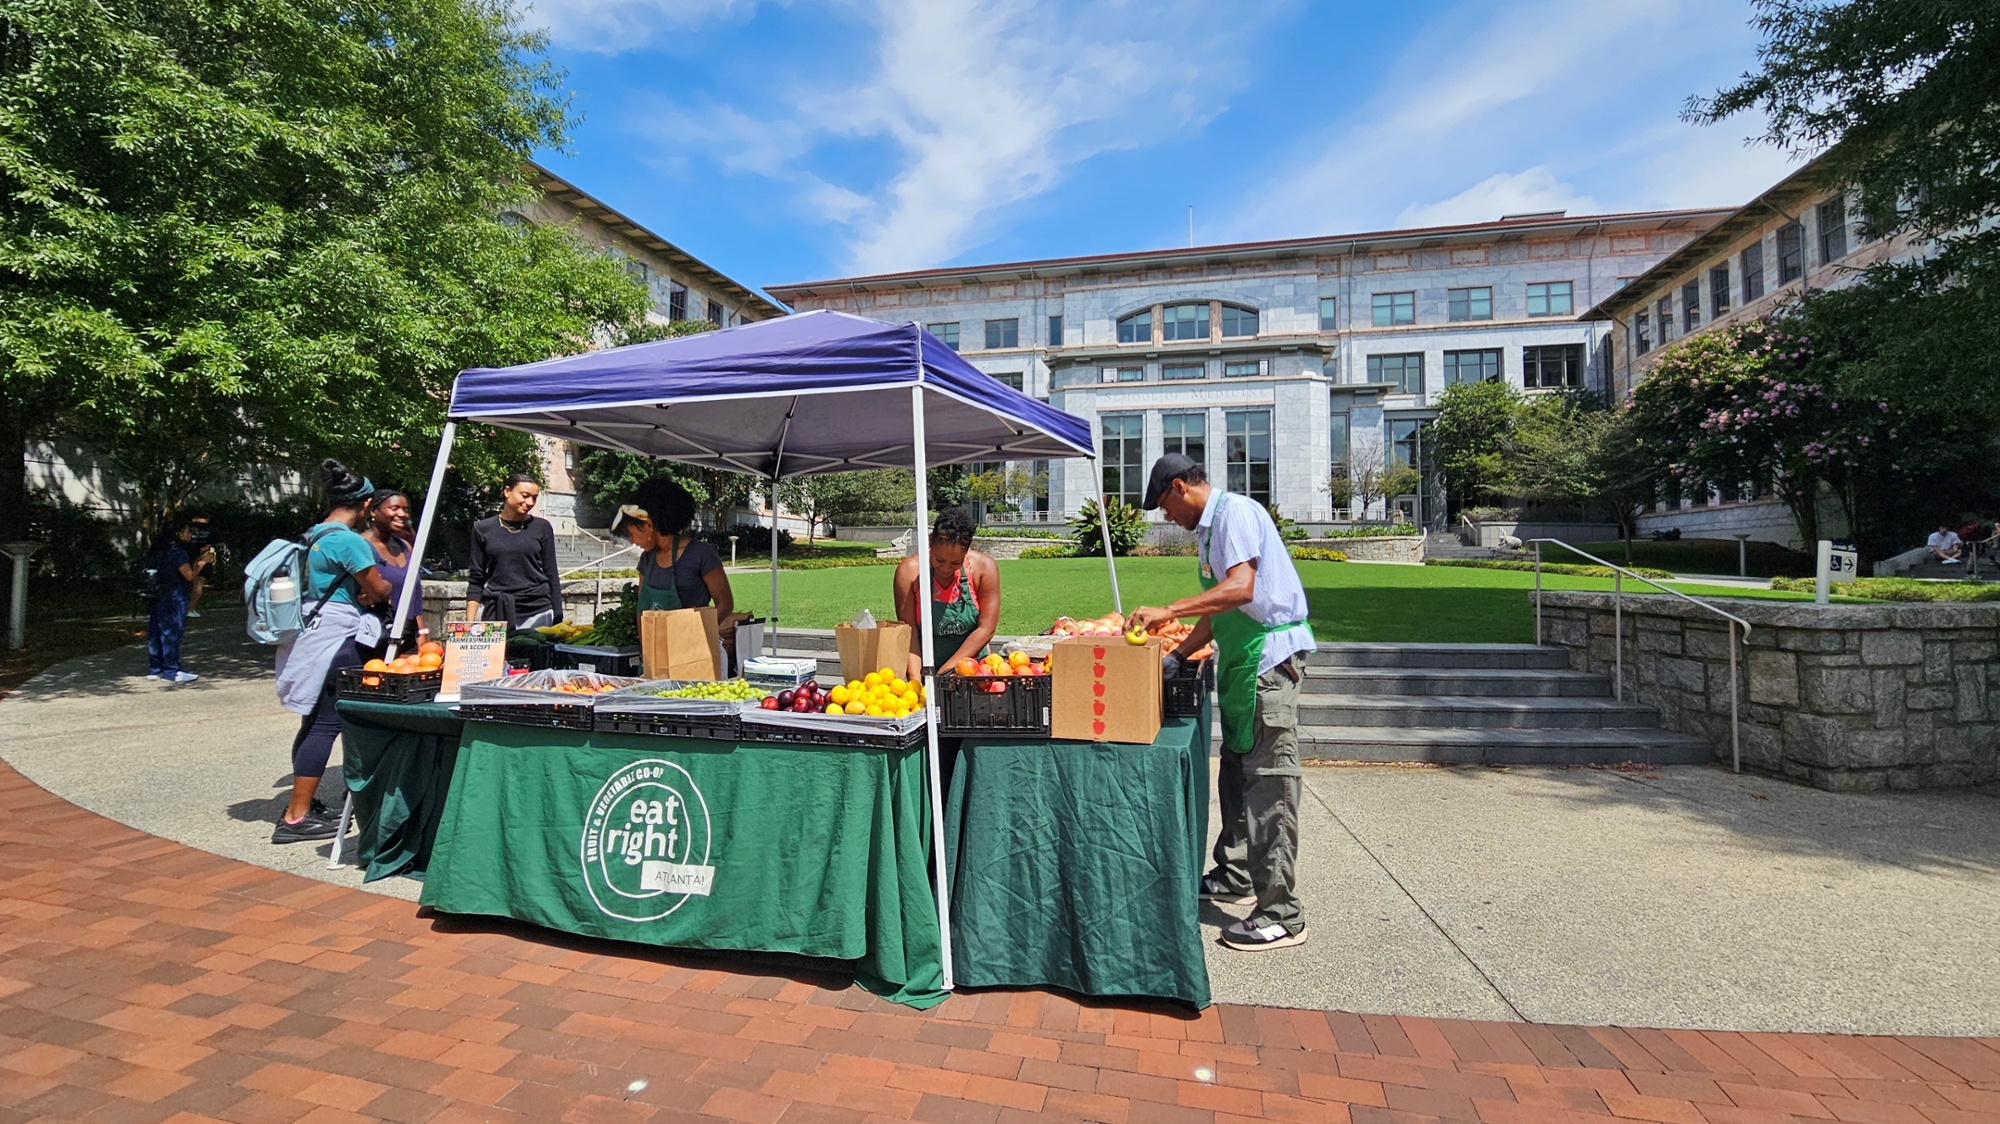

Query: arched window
left=1162, top=303, right=1209, bottom=341
left=1220, top=305, right=1258, bottom=337
left=1116, top=309, right=1151, bottom=343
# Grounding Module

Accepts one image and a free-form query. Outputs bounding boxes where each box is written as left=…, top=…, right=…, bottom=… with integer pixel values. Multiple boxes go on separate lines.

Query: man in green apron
left=1128, top=454, right=1315, bottom=952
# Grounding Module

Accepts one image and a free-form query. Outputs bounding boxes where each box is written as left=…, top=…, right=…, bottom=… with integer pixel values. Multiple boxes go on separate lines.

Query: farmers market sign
left=580, top=759, right=714, bottom=921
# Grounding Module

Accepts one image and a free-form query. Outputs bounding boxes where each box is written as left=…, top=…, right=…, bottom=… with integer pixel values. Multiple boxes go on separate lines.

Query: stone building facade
left=768, top=209, right=1728, bottom=525
left=1583, top=159, right=1926, bottom=547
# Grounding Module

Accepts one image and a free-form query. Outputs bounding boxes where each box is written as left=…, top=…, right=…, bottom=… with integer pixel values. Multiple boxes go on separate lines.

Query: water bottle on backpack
left=242, top=526, right=343, bottom=644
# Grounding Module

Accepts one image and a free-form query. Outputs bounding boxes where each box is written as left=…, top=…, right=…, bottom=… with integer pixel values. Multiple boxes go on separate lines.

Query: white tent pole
left=335, top=420, right=455, bottom=870
left=911, top=378, right=956, bottom=991
left=385, top=420, right=456, bottom=659
left=1091, top=457, right=1123, bottom=615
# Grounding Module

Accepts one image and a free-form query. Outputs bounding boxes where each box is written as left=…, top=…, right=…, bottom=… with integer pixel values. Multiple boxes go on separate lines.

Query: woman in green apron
left=893, top=506, right=1001, bottom=679
left=612, top=477, right=736, bottom=630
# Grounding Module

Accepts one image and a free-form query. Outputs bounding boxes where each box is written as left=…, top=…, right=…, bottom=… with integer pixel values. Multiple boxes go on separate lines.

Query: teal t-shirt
left=305, top=522, right=377, bottom=605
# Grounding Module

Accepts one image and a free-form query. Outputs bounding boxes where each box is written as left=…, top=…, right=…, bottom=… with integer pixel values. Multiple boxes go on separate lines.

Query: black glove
left=1161, top=653, right=1182, bottom=683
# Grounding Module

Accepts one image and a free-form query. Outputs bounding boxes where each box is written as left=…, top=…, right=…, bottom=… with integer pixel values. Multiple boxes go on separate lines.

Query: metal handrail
left=562, top=542, right=641, bottom=619
left=1529, top=538, right=1752, bottom=773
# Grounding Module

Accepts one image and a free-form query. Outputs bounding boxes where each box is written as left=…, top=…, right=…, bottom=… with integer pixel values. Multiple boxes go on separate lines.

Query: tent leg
left=769, top=476, right=780, bottom=658
left=384, top=421, right=456, bottom=661
left=1091, top=457, right=1123, bottom=615
left=336, top=420, right=454, bottom=872
left=911, top=385, right=955, bottom=991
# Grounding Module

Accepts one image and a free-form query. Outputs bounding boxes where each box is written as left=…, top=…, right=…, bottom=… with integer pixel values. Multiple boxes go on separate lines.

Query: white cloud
left=624, top=0, right=1289, bottom=274
left=1396, top=168, right=1600, bottom=229
left=526, top=0, right=755, bottom=53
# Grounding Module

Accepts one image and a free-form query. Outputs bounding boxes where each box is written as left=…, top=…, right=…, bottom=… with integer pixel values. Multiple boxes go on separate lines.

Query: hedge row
left=1769, top=576, right=2000, bottom=602
left=1426, top=558, right=1675, bottom=580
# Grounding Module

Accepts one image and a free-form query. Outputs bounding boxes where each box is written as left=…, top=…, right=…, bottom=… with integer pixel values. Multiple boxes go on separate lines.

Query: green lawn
left=728, top=558, right=1817, bottom=645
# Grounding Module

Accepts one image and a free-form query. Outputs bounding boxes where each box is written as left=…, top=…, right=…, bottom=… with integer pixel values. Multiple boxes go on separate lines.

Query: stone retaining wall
left=1299, top=536, right=1423, bottom=563
left=1537, top=591, right=2000, bottom=790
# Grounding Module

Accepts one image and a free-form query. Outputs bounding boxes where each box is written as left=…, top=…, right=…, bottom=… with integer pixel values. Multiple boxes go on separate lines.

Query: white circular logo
left=579, top=759, right=713, bottom=922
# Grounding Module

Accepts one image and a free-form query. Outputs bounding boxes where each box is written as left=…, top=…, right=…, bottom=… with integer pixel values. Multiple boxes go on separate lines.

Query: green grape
left=650, top=678, right=765, bottom=701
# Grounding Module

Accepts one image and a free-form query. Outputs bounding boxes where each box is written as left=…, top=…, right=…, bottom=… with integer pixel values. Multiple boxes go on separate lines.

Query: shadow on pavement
left=9, top=619, right=273, bottom=700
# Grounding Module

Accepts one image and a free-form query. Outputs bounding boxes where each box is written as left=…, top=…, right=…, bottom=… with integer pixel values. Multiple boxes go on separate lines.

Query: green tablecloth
left=336, top=700, right=465, bottom=883
left=944, top=713, right=1213, bottom=1007
left=421, top=721, right=946, bottom=1008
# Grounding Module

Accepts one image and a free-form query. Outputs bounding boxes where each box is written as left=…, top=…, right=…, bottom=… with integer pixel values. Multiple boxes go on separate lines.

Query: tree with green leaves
left=1429, top=380, right=1521, bottom=515
left=0, top=0, right=656, bottom=544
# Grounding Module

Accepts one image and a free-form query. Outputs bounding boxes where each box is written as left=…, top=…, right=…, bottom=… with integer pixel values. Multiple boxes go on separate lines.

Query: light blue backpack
left=242, top=526, right=344, bottom=644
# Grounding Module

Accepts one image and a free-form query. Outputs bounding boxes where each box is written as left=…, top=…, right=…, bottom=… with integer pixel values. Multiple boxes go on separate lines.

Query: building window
left=1817, top=196, right=1848, bottom=264
left=1777, top=221, right=1805, bottom=284
left=1656, top=296, right=1675, bottom=344
left=991, top=371, right=1024, bottom=391
left=1048, top=315, right=1063, bottom=347
left=928, top=321, right=960, bottom=350
left=1319, top=297, right=1338, bottom=331
left=1330, top=413, right=1350, bottom=470
left=1741, top=242, right=1765, bottom=301
left=708, top=298, right=725, bottom=326
left=1224, top=410, right=1272, bottom=504
left=1220, top=305, right=1258, bottom=337
left=1390, top=419, right=1423, bottom=471
left=1161, top=303, right=1209, bottom=342
left=1681, top=280, right=1701, bottom=332
left=1447, top=287, right=1493, bottom=322
left=1526, top=281, right=1573, bottom=317
left=1101, top=415, right=1145, bottom=507
left=1372, top=292, right=1415, bottom=326
left=1100, top=366, right=1144, bottom=383
left=984, top=318, right=1019, bottom=349
left=1368, top=353, right=1424, bottom=395
left=668, top=283, right=688, bottom=321
left=1162, top=363, right=1204, bottom=381
left=1116, top=309, right=1151, bottom=343
left=1710, top=264, right=1731, bottom=316
left=1635, top=312, right=1652, bottom=354
left=1523, top=344, right=1584, bottom=389
left=1443, top=349, right=1501, bottom=386
left=1222, top=361, right=1262, bottom=378
left=1162, top=412, right=1206, bottom=465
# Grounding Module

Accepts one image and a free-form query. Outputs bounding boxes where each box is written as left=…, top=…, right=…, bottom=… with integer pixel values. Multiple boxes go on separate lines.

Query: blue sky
left=523, top=0, right=1796, bottom=299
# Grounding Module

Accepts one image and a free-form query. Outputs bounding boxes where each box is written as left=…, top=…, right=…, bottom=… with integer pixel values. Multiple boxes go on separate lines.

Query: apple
left=760, top=696, right=781, bottom=710
left=777, top=689, right=795, bottom=709
left=1125, top=627, right=1148, bottom=646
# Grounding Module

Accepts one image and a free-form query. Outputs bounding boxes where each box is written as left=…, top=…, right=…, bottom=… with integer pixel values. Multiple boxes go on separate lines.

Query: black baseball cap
left=1141, top=453, right=1199, bottom=509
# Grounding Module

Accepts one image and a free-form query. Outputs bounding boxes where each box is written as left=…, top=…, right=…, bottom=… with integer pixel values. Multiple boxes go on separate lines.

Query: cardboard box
left=640, top=606, right=721, bottom=681
left=836, top=621, right=912, bottom=683
left=1051, top=635, right=1164, bottom=745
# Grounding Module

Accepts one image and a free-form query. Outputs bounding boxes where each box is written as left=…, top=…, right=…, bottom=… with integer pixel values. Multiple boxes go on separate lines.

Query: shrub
left=977, top=527, right=1063, bottom=539
left=1768, top=576, right=2000, bottom=602
left=1018, top=545, right=1076, bottom=559
left=781, top=556, right=900, bottom=570
left=1316, top=524, right=1420, bottom=539
left=1289, top=547, right=1349, bottom=562
left=1068, top=497, right=1147, bottom=556
left=1426, top=559, right=1675, bottom=580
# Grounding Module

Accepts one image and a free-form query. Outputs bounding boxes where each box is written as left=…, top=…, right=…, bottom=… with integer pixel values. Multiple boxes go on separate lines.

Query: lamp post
left=2, top=542, right=45, bottom=651
left=1733, top=533, right=1753, bottom=578
left=728, top=534, right=739, bottom=568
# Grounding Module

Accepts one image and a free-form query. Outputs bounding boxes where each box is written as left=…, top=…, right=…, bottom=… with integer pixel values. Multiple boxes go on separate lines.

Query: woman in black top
left=611, top=477, right=734, bottom=626
left=466, top=475, right=564, bottom=627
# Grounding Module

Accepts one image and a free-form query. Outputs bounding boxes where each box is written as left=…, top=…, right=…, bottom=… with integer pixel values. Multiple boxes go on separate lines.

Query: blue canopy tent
left=368, top=310, right=1120, bottom=988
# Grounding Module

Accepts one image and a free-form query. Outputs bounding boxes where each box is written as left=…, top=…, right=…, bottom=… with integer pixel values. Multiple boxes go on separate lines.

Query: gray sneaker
left=1220, top=918, right=1308, bottom=952
left=271, top=811, right=341, bottom=845
left=1198, top=872, right=1254, bottom=905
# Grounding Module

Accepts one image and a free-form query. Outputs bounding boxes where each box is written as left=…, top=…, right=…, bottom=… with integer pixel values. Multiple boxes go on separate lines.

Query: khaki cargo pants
left=1209, top=652, right=1304, bottom=932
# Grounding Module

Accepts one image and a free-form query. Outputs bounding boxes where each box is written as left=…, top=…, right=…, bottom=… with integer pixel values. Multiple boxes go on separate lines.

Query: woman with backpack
left=271, top=460, right=393, bottom=845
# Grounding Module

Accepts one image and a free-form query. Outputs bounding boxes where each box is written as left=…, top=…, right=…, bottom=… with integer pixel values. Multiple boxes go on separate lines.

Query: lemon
left=830, top=685, right=851, bottom=706
left=864, top=671, right=884, bottom=688
left=844, top=701, right=867, bottom=715
left=865, top=704, right=884, bottom=717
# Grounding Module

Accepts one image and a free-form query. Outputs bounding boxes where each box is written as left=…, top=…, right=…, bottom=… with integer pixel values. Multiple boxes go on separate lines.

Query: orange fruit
left=418, top=652, right=443, bottom=670
left=1008, top=650, right=1030, bottom=668
left=363, top=658, right=388, bottom=672
left=418, top=641, right=445, bottom=657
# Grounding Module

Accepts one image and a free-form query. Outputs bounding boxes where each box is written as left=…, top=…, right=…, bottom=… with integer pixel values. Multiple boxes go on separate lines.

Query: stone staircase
left=1297, top=643, right=1712, bottom=765
left=755, top=631, right=1712, bottom=766
left=1422, top=532, right=1499, bottom=562
left=556, top=530, right=626, bottom=574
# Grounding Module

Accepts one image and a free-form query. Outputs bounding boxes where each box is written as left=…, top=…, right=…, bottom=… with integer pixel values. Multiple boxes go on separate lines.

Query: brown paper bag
left=640, top=607, right=721, bottom=681
left=835, top=621, right=912, bottom=683
left=1051, top=635, right=1164, bottom=745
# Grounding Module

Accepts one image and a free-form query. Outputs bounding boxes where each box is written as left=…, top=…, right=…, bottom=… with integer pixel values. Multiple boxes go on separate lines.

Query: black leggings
left=290, top=639, right=360, bottom=781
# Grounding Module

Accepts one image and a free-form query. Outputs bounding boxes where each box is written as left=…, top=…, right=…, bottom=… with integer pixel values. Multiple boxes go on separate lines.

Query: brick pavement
left=1, top=760, right=1996, bottom=1124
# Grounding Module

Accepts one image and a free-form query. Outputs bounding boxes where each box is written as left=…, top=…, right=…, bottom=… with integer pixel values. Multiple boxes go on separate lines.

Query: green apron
left=930, top=564, right=981, bottom=666
left=636, top=536, right=687, bottom=613
left=1200, top=520, right=1295, bottom=754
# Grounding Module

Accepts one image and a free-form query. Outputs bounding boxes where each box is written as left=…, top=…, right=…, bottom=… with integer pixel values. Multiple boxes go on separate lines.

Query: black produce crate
left=336, top=666, right=443, bottom=704
left=504, top=639, right=555, bottom=671
left=552, top=643, right=644, bottom=677
left=456, top=702, right=595, bottom=731
left=936, top=672, right=1051, bottom=738
left=739, top=715, right=926, bottom=752
left=596, top=713, right=742, bottom=742
left=1162, top=658, right=1214, bottom=719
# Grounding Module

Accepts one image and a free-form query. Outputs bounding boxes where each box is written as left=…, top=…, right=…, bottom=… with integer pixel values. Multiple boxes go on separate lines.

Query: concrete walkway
left=3, top=620, right=1998, bottom=1036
